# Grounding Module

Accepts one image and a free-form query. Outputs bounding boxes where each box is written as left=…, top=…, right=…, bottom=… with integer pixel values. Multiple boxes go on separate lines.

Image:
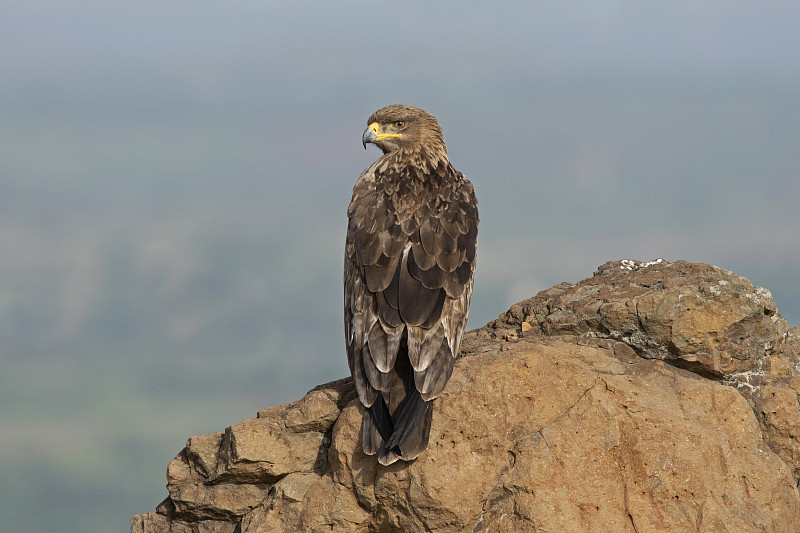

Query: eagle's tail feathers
left=361, top=410, right=382, bottom=455
left=367, top=393, right=394, bottom=442
left=389, top=398, right=432, bottom=463
left=386, top=388, right=431, bottom=449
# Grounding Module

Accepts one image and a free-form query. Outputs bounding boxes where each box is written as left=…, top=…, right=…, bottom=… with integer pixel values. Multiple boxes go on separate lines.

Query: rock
left=487, top=259, right=796, bottom=381
left=165, top=432, right=270, bottom=522
left=131, top=511, right=236, bottom=533
left=132, top=260, right=800, bottom=533
left=240, top=473, right=369, bottom=533
left=213, top=417, right=325, bottom=483
left=326, top=339, right=798, bottom=532
left=752, top=376, right=800, bottom=482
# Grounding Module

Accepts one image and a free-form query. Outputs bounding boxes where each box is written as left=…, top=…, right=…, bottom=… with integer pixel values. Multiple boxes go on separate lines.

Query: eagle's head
left=362, top=105, right=447, bottom=158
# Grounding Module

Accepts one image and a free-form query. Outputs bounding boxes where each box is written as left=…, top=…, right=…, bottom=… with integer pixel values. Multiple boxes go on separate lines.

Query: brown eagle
left=344, top=105, right=478, bottom=465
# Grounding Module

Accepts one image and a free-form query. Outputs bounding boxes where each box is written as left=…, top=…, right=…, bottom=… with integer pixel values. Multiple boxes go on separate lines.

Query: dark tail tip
left=386, top=388, right=430, bottom=449
left=368, top=394, right=394, bottom=443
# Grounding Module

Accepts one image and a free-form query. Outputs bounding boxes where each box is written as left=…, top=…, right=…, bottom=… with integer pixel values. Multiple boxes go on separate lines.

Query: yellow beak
left=362, top=122, right=402, bottom=148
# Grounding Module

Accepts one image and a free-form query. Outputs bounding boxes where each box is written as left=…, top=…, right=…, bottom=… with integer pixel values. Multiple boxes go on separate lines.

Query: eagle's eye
left=390, top=121, right=405, bottom=129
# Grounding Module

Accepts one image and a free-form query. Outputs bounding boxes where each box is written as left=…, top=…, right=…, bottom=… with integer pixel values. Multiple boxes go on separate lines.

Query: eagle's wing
left=345, top=163, right=478, bottom=464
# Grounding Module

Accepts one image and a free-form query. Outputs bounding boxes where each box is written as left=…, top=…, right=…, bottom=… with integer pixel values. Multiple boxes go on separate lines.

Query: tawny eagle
left=344, top=105, right=478, bottom=465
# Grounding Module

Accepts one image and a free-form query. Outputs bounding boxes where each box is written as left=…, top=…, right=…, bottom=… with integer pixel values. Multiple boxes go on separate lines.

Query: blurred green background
left=1, top=2, right=798, bottom=531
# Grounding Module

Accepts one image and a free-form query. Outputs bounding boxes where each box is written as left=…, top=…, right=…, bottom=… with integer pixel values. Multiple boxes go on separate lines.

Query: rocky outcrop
left=487, top=259, right=796, bottom=381
left=132, top=260, right=800, bottom=532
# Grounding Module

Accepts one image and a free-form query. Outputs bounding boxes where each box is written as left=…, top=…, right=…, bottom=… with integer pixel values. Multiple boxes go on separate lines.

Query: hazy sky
left=2, top=2, right=799, bottom=532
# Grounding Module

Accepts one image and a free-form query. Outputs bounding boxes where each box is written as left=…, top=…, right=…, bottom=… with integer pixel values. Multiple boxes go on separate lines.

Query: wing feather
left=435, top=247, right=465, bottom=272
left=442, top=260, right=473, bottom=298
left=415, top=340, right=455, bottom=399
left=350, top=345, right=379, bottom=407
left=419, top=290, right=446, bottom=329
left=381, top=259, right=401, bottom=309
left=417, top=264, right=447, bottom=290
left=407, top=324, right=445, bottom=372
left=377, top=290, right=404, bottom=327
left=362, top=343, right=391, bottom=391
left=364, top=253, right=400, bottom=292
left=356, top=228, right=382, bottom=265
left=368, top=322, right=402, bottom=373
left=398, top=247, right=443, bottom=326
left=419, top=220, right=440, bottom=256
left=410, top=241, right=436, bottom=270
left=380, top=231, right=407, bottom=258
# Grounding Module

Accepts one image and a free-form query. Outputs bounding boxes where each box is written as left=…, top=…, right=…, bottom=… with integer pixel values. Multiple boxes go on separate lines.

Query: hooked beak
left=362, top=123, right=378, bottom=149
left=361, top=122, right=401, bottom=149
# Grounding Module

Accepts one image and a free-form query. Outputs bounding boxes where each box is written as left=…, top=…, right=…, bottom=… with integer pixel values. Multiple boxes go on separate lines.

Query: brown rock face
left=132, top=260, right=800, bottom=533
left=489, top=259, right=794, bottom=380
